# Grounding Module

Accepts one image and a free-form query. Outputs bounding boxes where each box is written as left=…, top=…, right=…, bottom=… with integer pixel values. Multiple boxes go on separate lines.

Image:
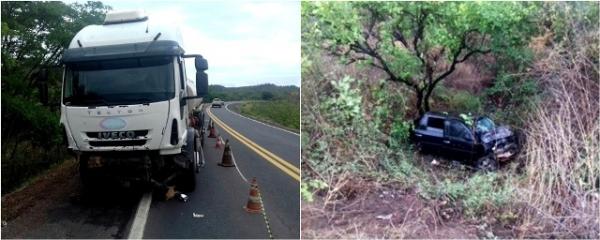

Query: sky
left=77, top=0, right=300, bottom=87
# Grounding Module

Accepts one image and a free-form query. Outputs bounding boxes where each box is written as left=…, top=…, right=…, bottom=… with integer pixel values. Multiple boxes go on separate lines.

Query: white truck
left=60, top=10, right=207, bottom=192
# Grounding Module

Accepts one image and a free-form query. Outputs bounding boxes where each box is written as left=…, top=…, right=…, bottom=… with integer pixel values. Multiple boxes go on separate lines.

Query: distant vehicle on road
left=59, top=10, right=209, bottom=192
left=411, top=112, right=520, bottom=171
left=211, top=98, right=224, bottom=108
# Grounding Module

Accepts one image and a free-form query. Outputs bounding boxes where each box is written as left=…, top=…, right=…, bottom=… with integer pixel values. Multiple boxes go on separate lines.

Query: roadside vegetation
left=237, top=100, right=300, bottom=131
left=205, top=84, right=299, bottom=102
left=301, top=2, right=598, bottom=238
left=208, top=83, right=300, bottom=131
left=1, top=1, right=111, bottom=194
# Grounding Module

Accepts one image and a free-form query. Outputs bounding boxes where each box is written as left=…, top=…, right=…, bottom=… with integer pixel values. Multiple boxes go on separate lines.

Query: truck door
left=444, top=119, right=475, bottom=160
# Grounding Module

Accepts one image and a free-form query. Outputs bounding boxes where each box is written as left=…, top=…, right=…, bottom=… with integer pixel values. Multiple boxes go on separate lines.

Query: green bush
left=321, top=76, right=362, bottom=125
left=431, top=173, right=514, bottom=216
left=433, top=86, right=483, bottom=114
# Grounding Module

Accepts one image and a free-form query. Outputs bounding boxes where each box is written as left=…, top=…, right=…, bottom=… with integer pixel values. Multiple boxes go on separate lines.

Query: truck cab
left=60, top=10, right=208, bottom=191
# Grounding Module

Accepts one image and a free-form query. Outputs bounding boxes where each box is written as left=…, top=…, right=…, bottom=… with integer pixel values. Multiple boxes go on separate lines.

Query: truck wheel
left=178, top=129, right=197, bottom=192
left=476, top=154, right=498, bottom=172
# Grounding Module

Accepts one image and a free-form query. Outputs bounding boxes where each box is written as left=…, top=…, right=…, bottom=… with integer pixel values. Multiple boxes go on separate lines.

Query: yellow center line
left=206, top=108, right=300, bottom=181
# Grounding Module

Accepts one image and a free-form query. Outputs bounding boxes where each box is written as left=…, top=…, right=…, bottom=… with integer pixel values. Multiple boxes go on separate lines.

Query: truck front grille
left=86, top=130, right=149, bottom=139
left=89, top=140, right=147, bottom=147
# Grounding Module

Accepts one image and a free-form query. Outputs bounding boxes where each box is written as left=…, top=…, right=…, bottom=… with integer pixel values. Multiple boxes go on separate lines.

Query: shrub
left=433, top=86, right=483, bottom=114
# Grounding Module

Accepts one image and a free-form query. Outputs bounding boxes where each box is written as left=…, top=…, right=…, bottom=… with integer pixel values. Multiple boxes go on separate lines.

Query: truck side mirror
left=195, top=56, right=208, bottom=71
left=37, top=69, right=49, bottom=105
left=196, top=71, right=208, bottom=96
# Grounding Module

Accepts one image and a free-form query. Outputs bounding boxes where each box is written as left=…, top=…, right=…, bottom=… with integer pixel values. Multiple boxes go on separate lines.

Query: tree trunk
left=415, top=88, right=425, bottom=116
left=423, top=86, right=435, bottom=112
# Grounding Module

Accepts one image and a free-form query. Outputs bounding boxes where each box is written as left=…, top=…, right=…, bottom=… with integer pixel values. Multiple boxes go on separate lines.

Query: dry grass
left=515, top=22, right=599, bottom=238
left=301, top=181, right=480, bottom=239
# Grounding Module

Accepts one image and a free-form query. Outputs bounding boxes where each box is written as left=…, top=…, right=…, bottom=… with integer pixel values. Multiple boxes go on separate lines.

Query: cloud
left=83, top=0, right=300, bottom=87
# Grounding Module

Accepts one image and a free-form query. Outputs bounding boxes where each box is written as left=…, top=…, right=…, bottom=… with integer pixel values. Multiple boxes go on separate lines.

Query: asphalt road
left=142, top=103, right=300, bottom=238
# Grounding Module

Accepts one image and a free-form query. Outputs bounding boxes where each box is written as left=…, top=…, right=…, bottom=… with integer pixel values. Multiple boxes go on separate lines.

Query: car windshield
left=63, top=56, right=175, bottom=106
left=476, top=117, right=495, bottom=133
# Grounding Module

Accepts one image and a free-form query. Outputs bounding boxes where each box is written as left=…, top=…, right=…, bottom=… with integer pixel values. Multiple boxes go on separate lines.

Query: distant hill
left=204, top=84, right=299, bottom=102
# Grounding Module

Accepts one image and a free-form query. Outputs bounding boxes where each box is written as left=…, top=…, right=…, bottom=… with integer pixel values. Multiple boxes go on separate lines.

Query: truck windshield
left=63, top=56, right=175, bottom=106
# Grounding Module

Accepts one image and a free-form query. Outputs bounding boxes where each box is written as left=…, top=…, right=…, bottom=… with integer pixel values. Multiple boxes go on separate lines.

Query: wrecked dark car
left=410, top=112, right=520, bottom=171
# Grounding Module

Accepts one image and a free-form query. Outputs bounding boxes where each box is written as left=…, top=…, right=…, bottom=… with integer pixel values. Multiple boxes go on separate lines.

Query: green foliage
left=205, top=84, right=299, bottom=102
left=303, top=1, right=540, bottom=114
left=1, top=1, right=110, bottom=194
left=434, top=87, right=483, bottom=114
left=388, top=120, right=411, bottom=149
left=378, top=154, right=425, bottom=186
left=301, top=179, right=328, bottom=202
left=459, top=113, right=474, bottom=126
left=486, top=73, right=539, bottom=109
left=239, top=100, right=300, bottom=131
left=430, top=173, right=514, bottom=216
left=322, top=76, right=362, bottom=124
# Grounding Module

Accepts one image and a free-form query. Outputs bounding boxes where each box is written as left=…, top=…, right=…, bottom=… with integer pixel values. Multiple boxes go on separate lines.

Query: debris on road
left=177, top=193, right=189, bottom=202
left=192, top=212, right=204, bottom=218
left=165, top=186, right=177, bottom=200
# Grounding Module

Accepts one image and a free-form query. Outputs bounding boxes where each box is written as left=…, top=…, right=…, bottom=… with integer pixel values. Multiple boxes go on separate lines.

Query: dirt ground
left=301, top=174, right=517, bottom=239
left=1, top=159, right=79, bottom=222
left=1, top=159, right=138, bottom=239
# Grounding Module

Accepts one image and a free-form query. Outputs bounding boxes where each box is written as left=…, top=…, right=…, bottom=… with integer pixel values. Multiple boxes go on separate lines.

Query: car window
left=427, top=117, right=445, bottom=129
left=476, top=117, right=495, bottom=133
left=448, top=120, right=472, bottom=140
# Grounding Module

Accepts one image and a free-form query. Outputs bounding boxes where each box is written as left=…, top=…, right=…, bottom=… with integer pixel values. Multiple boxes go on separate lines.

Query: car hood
left=480, top=125, right=514, bottom=144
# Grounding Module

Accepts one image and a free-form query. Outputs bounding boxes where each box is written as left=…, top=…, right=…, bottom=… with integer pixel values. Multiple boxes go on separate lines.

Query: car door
left=444, top=119, right=475, bottom=160
left=413, top=116, right=445, bottom=150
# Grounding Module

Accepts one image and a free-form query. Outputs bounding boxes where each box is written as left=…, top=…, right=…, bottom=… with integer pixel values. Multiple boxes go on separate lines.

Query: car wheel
left=476, top=154, right=498, bottom=172
left=414, top=141, right=423, bottom=152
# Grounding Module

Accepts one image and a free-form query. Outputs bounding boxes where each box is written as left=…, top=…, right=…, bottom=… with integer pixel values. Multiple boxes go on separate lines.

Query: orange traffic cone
left=218, top=139, right=235, bottom=167
left=244, top=178, right=262, bottom=213
left=208, top=121, right=216, bottom=138
left=215, top=135, right=223, bottom=149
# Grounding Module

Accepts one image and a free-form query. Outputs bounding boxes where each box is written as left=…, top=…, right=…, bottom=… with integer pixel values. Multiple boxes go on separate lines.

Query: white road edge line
left=224, top=102, right=300, bottom=136
left=127, top=192, right=152, bottom=239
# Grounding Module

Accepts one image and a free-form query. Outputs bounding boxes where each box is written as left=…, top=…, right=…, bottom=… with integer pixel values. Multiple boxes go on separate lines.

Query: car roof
left=424, top=111, right=486, bottom=119
left=423, top=111, right=492, bottom=127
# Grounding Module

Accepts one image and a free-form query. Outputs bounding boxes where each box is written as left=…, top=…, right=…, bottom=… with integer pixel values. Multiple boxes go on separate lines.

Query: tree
left=262, top=91, right=274, bottom=100
left=1, top=1, right=110, bottom=193
left=303, top=2, right=538, bottom=115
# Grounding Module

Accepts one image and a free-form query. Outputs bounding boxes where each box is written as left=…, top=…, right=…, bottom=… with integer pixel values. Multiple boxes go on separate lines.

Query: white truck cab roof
left=68, top=10, right=183, bottom=49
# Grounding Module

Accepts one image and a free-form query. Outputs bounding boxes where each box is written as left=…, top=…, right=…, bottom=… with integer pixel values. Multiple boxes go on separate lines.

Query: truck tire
left=476, top=154, right=498, bottom=172
left=178, top=129, right=197, bottom=192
